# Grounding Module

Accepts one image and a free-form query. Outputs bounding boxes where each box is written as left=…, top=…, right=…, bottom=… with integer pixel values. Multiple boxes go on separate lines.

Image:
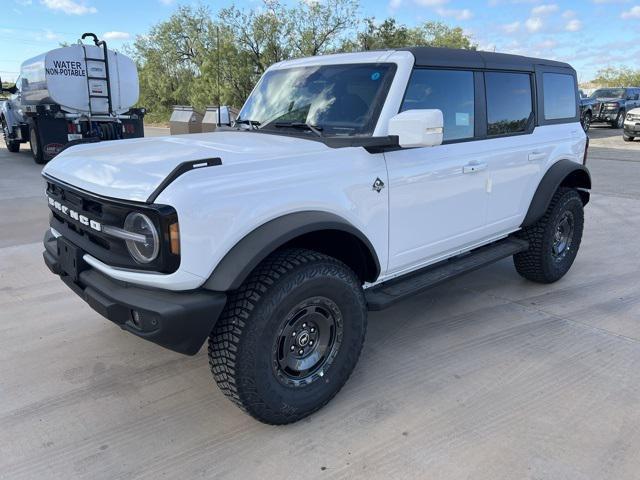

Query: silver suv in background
left=624, top=108, right=640, bottom=142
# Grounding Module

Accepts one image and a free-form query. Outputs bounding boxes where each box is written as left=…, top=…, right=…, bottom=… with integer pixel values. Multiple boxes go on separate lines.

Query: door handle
left=528, top=152, right=546, bottom=162
left=463, top=162, right=487, bottom=174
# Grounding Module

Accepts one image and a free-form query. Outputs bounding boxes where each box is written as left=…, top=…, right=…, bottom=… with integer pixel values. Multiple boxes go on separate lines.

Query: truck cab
left=41, top=47, right=591, bottom=425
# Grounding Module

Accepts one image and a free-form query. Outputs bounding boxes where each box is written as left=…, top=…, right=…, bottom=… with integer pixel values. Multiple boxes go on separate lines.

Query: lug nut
left=292, top=331, right=297, bottom=337
left=310, top=327, right=315, bottom=333
left=290, top=345, right=295, bottom=351
left=302, top=323, right=307, bottom=328
left=309, top=341, right=314, bottom=346
left=298, top=349, right=304, bottom=355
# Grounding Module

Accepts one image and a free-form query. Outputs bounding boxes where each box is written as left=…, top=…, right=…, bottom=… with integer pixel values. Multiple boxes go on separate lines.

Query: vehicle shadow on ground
left=588, top=125, right=623, bottom=139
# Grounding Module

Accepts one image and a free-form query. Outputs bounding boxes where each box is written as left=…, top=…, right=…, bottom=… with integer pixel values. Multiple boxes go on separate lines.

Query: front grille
left=46, top=179, right=180, bottom=273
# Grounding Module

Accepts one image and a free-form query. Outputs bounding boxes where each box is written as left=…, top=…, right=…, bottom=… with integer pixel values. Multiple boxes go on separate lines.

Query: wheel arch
left=522, top=159, right=591, bottom=227
left=203, top=211, right=381, bottom=291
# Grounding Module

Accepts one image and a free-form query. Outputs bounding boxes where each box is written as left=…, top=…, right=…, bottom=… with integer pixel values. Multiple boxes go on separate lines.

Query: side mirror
left=388, top=109, right=443, bottom=148
left=218, top=105, right=233, bottom=126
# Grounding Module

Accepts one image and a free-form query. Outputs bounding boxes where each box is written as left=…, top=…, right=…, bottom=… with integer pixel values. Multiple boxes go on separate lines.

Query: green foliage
left=592, top=66, right=640, bottom=88
left=129, top=0, right=476, bottom=122
left=343, top=18, right=476, bottom=51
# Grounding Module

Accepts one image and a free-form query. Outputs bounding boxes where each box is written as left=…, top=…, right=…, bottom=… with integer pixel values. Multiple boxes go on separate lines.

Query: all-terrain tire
left=208, top=248, right=367, bottom=425
left=514, top=187, right=584, bottom=284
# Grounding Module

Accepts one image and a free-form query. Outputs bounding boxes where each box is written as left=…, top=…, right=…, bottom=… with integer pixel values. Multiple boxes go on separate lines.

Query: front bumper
left=43, top=230, right=226, bottom=355
left=624, top=122, right=640, bottom=135
left=592, top=111, right=619, bottom=123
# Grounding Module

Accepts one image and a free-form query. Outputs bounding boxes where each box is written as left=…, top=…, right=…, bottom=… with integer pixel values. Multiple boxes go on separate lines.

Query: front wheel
left=581, top=112, right=591, bottom=133
left=623, top=133, right=635, bottom=142
left=29, top=124, right=45, bottom=164
left=1, top=117, right=20, bottom=153
left=514, top=188, right=584, bottom=284
left=208, top=248, right=367, bottom=424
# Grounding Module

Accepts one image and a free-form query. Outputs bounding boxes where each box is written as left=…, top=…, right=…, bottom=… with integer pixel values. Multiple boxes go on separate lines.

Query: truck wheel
left=208, top=248, right=367, bottom=425
left=1, top=117, right=20, bottom=153
left=514, top=187, right=584, bottom=284
left=612, top=111, right=625, bottom=129
left=623, top=133, right=634, bottom=142
left=29, top=124, right=45, bottom=164
left=581, top=112, right=591, bottom=133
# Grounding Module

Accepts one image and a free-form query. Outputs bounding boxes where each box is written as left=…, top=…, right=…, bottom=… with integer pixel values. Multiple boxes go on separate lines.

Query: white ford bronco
left=42, top=47, right=590, bottom=424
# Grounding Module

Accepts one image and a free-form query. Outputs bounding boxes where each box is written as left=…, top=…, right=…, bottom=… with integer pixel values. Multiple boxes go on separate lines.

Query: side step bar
left=365, top=237, right=529, bottom=311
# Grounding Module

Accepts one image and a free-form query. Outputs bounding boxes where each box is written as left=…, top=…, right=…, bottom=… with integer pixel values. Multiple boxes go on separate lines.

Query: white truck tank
left=20, top=44, right=139, bottom=115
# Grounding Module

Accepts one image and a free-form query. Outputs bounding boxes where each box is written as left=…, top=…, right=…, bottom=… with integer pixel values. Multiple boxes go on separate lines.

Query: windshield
left=591, top=88, right=625, bottom=99
left=237, top=63, right=396, bottom=136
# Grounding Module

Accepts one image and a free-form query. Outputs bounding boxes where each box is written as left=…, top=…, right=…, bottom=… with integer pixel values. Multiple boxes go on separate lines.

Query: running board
left=365, top=237, right=529, bottom=311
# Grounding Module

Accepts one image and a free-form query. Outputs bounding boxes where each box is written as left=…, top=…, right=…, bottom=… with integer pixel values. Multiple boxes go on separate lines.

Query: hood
left=43, top=131, right=329, bottom=202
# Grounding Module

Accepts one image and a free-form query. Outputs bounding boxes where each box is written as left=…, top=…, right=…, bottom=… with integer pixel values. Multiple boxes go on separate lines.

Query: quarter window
left=485, top=72, right=533, bottom=136
left=543, top=73, right=577, bottom=120
left=401, top=69, right=474, bottom=141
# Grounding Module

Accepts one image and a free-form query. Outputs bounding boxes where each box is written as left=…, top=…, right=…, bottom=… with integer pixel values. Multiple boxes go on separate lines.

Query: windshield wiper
left=235, top=119, right=261, bottom=130
left=273, top=122, right=324, bottom=137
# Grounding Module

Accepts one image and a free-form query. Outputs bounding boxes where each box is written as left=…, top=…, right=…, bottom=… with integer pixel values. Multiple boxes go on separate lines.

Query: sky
left=1, top=0, right=640, bottom=84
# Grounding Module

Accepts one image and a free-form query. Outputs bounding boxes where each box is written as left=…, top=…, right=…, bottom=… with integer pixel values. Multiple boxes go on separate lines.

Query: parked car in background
left=579, top=89, right=595, bottom=132
left=590, top=87, right=640, bottom=129
left=623, top=107, right=640, bottom=142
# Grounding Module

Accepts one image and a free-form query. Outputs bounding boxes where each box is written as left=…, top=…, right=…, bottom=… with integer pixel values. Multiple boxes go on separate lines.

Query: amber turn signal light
left=169, top=222, right=180, bottom=255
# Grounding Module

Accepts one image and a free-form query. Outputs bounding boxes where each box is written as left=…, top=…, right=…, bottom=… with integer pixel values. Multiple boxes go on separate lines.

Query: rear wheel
left=208, top=248, right=367, bottom=425
left=514, top=188, right=584, bottom=284
left=29, top=124, right=45, bottom=164
left=1, top=117, right=20, bottom=153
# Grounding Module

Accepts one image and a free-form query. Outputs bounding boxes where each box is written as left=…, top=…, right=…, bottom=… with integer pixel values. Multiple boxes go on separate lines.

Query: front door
left=385, top=68, right=488, bottom=273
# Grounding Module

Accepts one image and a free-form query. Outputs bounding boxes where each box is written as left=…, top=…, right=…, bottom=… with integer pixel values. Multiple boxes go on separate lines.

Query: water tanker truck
left=1, top=33, right=145, bottom=164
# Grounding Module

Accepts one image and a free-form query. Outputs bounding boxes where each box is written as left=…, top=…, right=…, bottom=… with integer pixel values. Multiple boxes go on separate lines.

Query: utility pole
left=217, top=25, right=221, bottom=127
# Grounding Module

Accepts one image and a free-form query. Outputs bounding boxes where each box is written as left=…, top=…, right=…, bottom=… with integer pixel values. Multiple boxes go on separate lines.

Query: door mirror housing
left=216, top=105, right=238, bottom=126
left=388, top=109, right=444, bottom=148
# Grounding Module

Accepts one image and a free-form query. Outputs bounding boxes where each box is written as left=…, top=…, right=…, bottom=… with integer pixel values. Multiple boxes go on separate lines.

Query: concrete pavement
left=1, top=126, right=639, bottom=479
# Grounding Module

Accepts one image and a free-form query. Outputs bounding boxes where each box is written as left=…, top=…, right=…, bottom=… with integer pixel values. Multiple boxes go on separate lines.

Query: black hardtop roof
left=400, top=47, right=574, bottom=73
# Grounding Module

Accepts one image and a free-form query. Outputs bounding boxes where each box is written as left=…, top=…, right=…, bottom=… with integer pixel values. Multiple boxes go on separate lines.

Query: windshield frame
left=236, top=62, right=398, bottom=138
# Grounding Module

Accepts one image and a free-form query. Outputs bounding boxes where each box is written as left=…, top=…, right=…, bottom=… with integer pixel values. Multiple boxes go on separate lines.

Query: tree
left=592, top=66, right=640, bottom=87
left=343, top=18, right=476, bottom=51
left=129, top=0, right=477, bottom=122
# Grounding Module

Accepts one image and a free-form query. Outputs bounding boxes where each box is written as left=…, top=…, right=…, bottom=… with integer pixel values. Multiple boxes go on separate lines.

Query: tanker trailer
left=0, top=33, right=145, bottom=164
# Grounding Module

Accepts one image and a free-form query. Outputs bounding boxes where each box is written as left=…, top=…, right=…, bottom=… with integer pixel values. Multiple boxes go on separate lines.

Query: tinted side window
left=542, top=73, right=576, bottom=120
left=485, top=72, right=533, bottom=136
left=401, top=69, right=474, bottom=141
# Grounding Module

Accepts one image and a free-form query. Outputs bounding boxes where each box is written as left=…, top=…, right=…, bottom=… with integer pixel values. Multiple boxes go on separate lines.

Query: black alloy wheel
left=273, top=296, right=344, bottom=387
left=551, top=210, right=575, bottom=262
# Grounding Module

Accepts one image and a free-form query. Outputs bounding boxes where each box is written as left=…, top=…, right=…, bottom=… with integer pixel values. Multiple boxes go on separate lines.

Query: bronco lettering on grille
left=47, top=196, right=102, bottom=232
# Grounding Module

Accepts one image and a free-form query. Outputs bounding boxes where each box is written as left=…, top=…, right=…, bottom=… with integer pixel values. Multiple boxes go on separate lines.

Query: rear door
left=481, top=71, right=543, bottom=232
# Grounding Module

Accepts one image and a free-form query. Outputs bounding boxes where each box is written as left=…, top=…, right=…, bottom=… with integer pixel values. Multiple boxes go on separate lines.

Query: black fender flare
left=203, top=211, right=381, bottom=291
left=522, top=159, right=591, bottom=227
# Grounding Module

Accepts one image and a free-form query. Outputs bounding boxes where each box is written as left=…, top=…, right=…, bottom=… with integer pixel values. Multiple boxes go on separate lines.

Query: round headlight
left=124, top=212, right=159, bottom=264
